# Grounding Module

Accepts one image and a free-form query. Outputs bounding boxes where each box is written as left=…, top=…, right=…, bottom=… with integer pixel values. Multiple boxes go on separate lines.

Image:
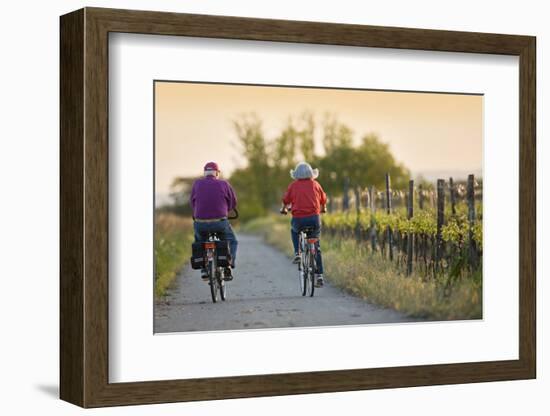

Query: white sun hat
left=290, top=162, right=319, bottom=179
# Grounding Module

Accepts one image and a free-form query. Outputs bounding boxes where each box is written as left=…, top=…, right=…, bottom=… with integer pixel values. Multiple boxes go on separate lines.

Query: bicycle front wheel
left=219, top=269, right=227, bottom=301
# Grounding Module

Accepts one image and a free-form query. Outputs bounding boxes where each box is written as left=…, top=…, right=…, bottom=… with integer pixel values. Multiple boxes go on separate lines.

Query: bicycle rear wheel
left=299, top=233, right=308, bottom=296
left=307, top=251, right=315, bottom=297
left=208, top=260, right=218, bottom=303
left=301, top=252, right=308, bottom=296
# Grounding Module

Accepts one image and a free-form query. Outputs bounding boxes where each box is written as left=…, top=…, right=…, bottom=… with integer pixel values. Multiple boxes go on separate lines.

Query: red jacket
left=282, top=179, right=327, bottom=218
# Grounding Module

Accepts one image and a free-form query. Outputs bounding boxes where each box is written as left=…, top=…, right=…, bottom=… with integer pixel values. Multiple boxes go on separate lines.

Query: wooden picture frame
left=60, top=7, right=536, bottom=408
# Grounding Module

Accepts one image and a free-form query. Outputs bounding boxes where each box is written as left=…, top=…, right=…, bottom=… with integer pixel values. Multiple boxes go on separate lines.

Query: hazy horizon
left=155, top=82, right=483, bottom=197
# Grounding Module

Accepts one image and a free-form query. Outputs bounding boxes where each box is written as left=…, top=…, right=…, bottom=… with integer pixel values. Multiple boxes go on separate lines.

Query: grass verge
left=242, top=215, right=482, bottom=320
left=155, top=213, right=194, bottom=298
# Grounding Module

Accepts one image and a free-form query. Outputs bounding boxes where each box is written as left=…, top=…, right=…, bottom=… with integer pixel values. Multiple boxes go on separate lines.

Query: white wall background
left=0, top=0, right=546, bottom=414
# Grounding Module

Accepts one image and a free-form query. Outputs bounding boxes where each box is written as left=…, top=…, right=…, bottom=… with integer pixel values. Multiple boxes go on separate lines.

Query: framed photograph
left=60, top=7, right=536, bottom=408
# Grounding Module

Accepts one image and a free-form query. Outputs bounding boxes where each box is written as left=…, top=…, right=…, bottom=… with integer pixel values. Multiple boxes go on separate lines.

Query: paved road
left=154, top=234, right=417, bottom=333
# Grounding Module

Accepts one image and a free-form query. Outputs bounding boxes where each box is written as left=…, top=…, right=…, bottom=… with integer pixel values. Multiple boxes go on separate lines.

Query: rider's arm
left=226, top=181, right=237, bottom=211
left=317, top=181, right=327, bottom=206
left=189, top=181, right=197, bottom=209
left=316, top=181, right=327, bottom=213
left=282, top=183, right=293, bottom=206
left=281, top=183, right=293, bottom=214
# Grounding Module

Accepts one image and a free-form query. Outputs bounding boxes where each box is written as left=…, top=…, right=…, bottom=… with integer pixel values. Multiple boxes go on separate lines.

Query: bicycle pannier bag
left=215, top=240, right=232, bottom=267
left=190, top=242, right=206, bottom=269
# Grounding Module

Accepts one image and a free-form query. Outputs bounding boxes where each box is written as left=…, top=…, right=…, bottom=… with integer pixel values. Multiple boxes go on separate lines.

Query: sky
left=155, top=81, right=482, bottom=196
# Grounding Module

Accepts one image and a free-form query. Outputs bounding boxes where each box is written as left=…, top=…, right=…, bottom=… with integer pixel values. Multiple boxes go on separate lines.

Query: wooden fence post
left=449, top=177, right=457, bottom=216
left=385, top=173, right=393, bottom=261
left=436, top=179, right=445, bottom=269
left=369, top=186, right=377, bottom=252
left=407, top=180, right=414, bottom=275
left=418, top=184, right=424, bottom=210
left=467, top=174, right=479, bottom=269
left=354, top=186, right=361, bottom=213
left=342, top=177, right=350, bottom=211
left=354, top=186, right=361, bottom=241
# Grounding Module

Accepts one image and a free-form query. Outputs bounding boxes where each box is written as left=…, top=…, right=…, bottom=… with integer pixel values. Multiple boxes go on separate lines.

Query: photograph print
left=154, top=81, right=483, bottom=333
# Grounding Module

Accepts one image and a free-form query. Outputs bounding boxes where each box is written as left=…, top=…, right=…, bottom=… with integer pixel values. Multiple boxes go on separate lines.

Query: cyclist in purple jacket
left=190, top=161, right=238, bottom=280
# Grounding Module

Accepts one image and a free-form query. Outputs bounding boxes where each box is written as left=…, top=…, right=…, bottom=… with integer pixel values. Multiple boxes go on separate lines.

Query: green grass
left=239, top=215, right=294, bottom=254
left=154, top=213, right=194, bottom=298
left=242, top=215, right=482, bottom=320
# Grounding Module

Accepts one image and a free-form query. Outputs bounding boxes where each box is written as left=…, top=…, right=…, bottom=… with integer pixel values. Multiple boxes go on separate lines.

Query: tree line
left=164, top=112, right=411, bottom=221
left=228, top=112, right=410, bottom=221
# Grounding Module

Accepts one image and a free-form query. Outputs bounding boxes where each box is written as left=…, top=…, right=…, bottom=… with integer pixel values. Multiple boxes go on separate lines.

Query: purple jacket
left=190, top=176, right=237, bottom=219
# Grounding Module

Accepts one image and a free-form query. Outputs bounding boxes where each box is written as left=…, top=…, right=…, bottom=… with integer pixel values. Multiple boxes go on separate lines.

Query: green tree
left=270, top=119, right=298, bottom=204
left=357, top=133, right=410, bottom=189
left=231, top=114, right=274, bottom=219
left=226, top=167, right=267, bottom=220
left=322, top=113, right=353, bottom=153
left=233, top=114, right=270, bottom=173
left=317, top=131, right=409, bottom=196
left=297, top=112, right=316, bottom=162
left=269, top=112, right=317, bottom=200
left=155, top=176, right=196, bottom=216
left=316, top=115, right=355, bottom=196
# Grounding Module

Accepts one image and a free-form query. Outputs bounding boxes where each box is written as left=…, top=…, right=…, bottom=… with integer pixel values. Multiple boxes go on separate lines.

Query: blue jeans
left=291, top=215, right=324, bottom=274
left=194, top=219, right=238, bottom=267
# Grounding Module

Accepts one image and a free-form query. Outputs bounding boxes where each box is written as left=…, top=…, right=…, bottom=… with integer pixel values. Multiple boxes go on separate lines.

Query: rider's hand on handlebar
left=320, top=205, right=327, bottom=214
left=280, top=206, right=288, bottom=215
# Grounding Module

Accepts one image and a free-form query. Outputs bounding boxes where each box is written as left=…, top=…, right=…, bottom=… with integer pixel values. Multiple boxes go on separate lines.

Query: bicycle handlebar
left=280, top=206, right=326, bottom=215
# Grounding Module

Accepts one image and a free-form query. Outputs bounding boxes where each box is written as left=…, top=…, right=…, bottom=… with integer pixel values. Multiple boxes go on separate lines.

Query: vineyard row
left=322, top=174, right=482, bottom=279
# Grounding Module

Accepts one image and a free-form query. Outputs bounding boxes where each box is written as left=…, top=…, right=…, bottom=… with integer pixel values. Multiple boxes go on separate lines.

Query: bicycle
left=280, top=206, right=325, bottom=297
left=297, top=226, right=318, bottom=297
left=197, top=209, right=238, bottom=303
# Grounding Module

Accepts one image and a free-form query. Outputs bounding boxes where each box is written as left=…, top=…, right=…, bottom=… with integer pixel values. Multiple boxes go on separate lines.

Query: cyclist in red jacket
left=280, top=162, right=327, bottom=287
